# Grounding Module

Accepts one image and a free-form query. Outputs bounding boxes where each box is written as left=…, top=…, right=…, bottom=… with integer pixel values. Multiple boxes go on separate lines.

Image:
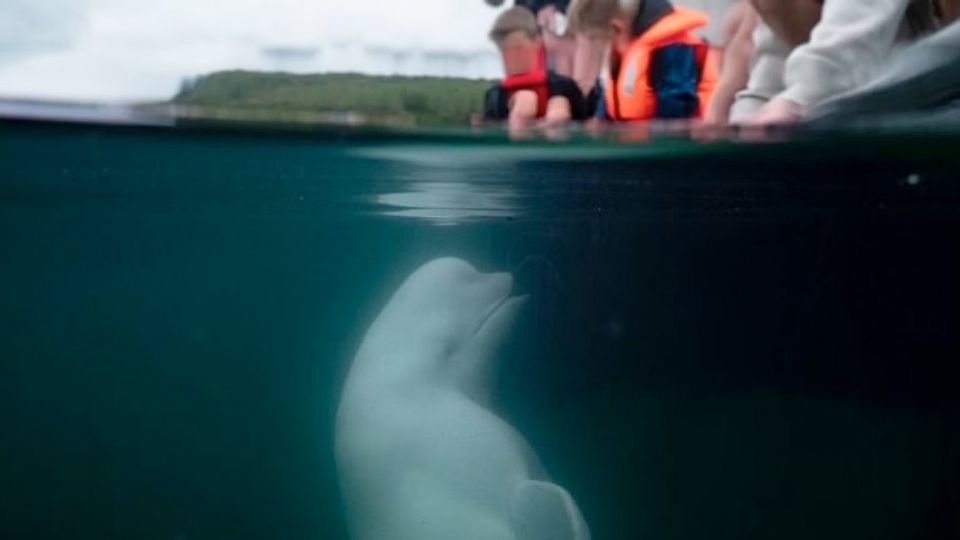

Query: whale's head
left=354, top=257, right=527, bottom=396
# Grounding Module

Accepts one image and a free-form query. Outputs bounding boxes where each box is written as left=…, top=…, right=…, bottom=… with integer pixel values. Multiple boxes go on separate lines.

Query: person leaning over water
left=567, top=0, right=719, bottom=122
left=486, top=0, right=609, bottom=100
left=482, top=6, right=589, bottom=129
left=730, top=0, right=944, bottom=126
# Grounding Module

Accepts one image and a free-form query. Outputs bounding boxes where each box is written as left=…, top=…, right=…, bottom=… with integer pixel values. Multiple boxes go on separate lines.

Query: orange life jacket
left=501, top=71, right=550, bottom=118
left=603, top=6, right=719, bottom=122
left=500, top=47, right=550, bottom=118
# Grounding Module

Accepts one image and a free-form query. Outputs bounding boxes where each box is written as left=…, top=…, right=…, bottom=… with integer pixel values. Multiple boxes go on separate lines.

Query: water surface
left=1, top=119, right=958, bottom=539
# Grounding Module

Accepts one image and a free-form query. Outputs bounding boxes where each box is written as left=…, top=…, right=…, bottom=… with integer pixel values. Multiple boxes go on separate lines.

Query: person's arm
left=729, top=21, right=790, bottom=123
left=572, top=33, right=608, bottom=96
left=705, top=5, right=757, bottom=125
left=649, top=44, right=700, bottom=119
left=508, top=89, right=540, bottom=130
left=537, top=3, right=559, bottom=33
left=774, top=0, right=911, bottom=116
left=547, top=73, right=588, bottom=120
left=544, top=96, right=572, bottom=124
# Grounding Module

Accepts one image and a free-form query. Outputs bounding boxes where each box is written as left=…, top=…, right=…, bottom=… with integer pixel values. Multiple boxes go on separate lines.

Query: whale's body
left=335, top=258, right=590, bottom=540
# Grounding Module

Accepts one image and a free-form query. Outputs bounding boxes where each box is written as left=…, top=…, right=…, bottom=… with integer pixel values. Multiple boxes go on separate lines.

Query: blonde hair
left=489, top=6, right=540, bottom=43
left=568, top=0, right=641, bottom=34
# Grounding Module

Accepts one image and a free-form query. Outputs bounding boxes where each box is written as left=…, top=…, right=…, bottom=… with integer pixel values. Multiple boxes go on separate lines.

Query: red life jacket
left=604, top=7, right=720, bottom=121
left=499, top=47, right=550, bottom=118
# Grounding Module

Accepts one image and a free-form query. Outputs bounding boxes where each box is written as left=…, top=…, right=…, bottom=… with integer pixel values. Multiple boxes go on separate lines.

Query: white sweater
left=731, top=0, right=912, bottom=122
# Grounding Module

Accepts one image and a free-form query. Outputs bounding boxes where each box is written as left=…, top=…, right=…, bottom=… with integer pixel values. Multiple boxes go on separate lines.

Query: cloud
left=0, top=0, right=506, bottom=102
left=0, top=0, right=89, bottom=65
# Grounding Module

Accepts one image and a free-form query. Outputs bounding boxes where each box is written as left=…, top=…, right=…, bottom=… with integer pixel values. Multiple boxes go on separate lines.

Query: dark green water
left=1, top=120, right=958, bottom=540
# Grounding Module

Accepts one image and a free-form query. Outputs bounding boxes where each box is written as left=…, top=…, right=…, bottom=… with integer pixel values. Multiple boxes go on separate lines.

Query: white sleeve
left=730, top=21, right=789, bottom=123
left=778, top=0, right=911, bottom=110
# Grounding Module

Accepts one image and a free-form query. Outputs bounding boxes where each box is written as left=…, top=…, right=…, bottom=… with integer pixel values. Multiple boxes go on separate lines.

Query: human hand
left=469, top=113, right=485, bottom=127
left=537, top=5, right=558, bottom=34
left=744, top=97, right=801, bottom=126
left=702, top=106, right=729, bottom=128
left=692, top=119, right=733, bottom=142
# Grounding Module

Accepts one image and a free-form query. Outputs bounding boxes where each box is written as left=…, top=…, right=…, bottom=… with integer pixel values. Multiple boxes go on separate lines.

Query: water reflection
left=359, top=144, right=659, bottom=226
left=364, top=149, right=526, bottom=225
left=377, top=180, right=521, bottom=225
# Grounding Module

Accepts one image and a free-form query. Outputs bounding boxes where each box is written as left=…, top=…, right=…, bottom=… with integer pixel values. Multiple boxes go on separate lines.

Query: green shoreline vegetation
left=172, top=70, right=495, bottom=127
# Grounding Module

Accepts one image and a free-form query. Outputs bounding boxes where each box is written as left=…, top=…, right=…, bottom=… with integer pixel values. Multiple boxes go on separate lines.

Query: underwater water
left=1, top=119, right=958, bottom=540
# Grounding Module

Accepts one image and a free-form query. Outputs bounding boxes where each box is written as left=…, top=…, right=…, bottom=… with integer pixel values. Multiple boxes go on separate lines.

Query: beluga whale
left=335, top=257, right=590, bottom=540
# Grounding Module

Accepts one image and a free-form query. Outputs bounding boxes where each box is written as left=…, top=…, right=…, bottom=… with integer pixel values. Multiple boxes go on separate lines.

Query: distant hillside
left=172, top=71, right=495, bottom=127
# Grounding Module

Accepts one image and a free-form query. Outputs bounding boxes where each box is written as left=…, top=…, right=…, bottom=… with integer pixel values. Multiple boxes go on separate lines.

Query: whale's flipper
left=511, top=480, right=591, bottom=540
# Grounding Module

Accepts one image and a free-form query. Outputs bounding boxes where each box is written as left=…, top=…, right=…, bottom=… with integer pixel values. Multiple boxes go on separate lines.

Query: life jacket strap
left=693, top=42, right=709, bottom=84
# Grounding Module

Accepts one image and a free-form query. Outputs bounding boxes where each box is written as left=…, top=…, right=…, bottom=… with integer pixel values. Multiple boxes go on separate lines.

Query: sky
left=0, top=0, right=508, bottom=102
